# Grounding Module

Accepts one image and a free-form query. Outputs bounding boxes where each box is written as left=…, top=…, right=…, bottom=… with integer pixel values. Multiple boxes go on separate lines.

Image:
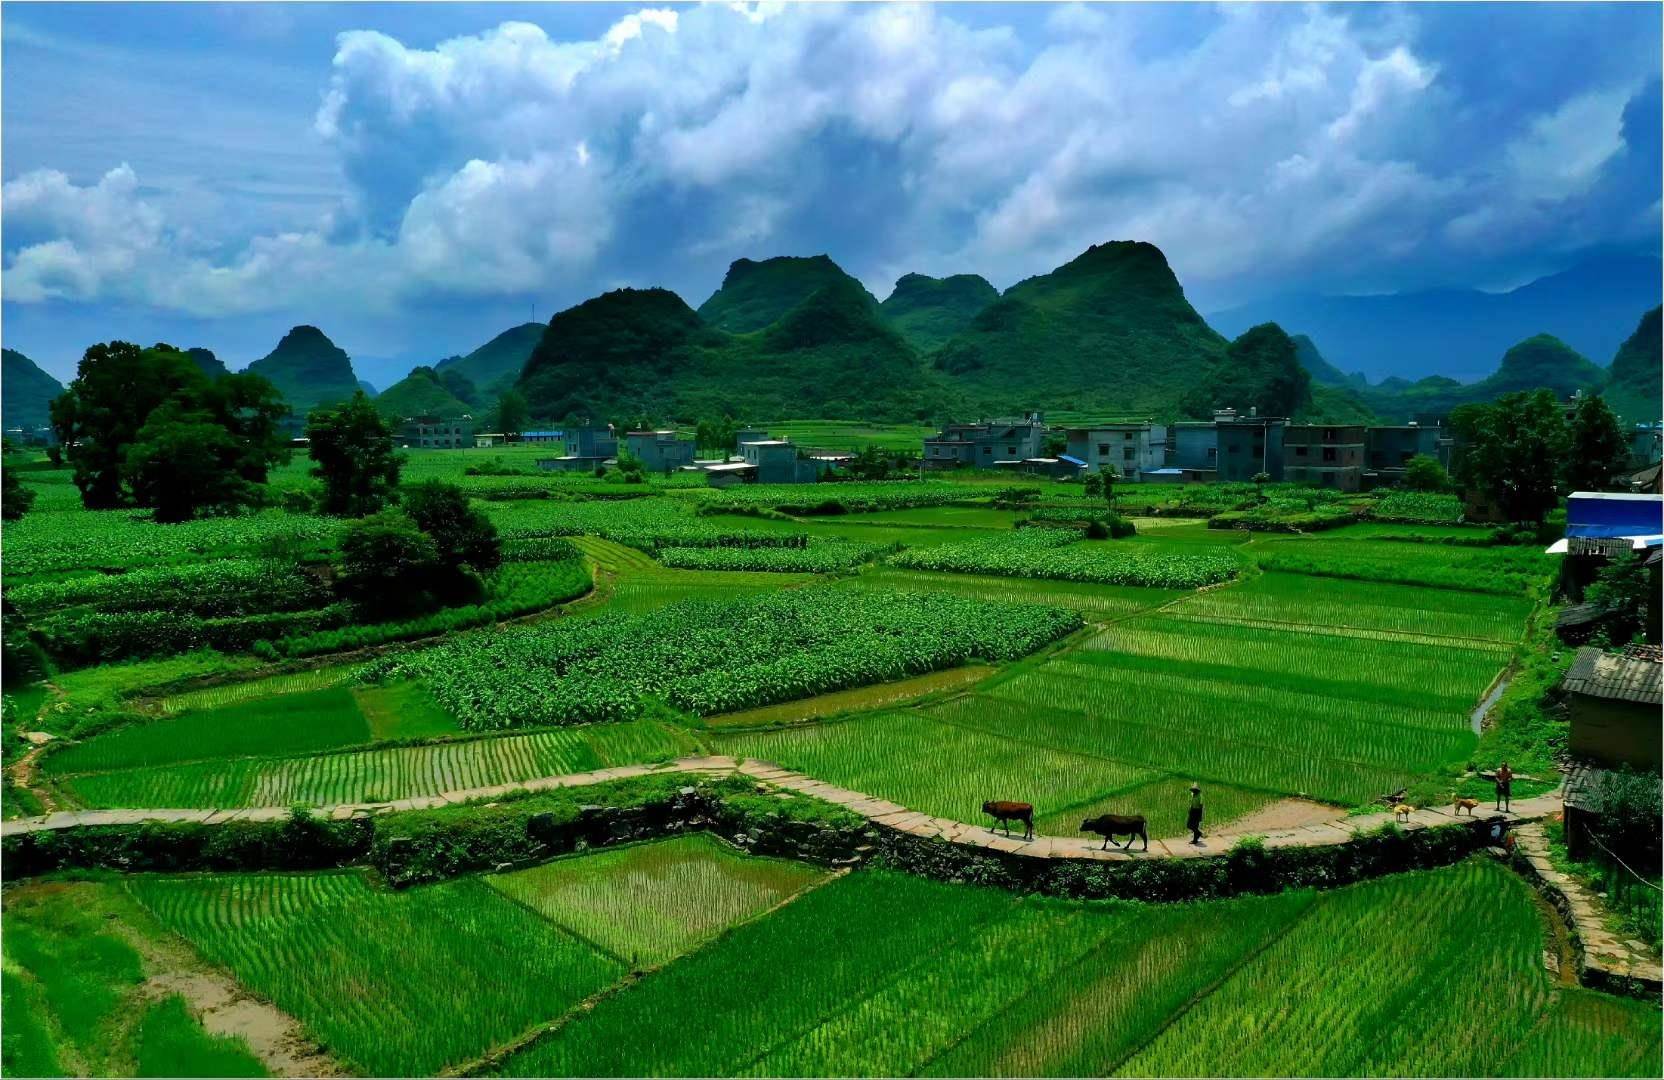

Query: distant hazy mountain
left=1210, top=254, right=1663, bottom=382
left=357, top=378, right=379, bottom=398
left=1605, top=306, right=1662, bottom=426
left=244, top=326, right=360, bottom=417
left=696, top=255, right=879, bottom=333
left=435, top=323, right=544, bottom=395
left=2, top=348, right=64, bottom=430
left=880, top=273, right=999, bottom=353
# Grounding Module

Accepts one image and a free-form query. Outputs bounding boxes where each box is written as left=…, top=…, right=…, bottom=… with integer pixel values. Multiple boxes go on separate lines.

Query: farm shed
left=1561, top=644, right=1662, bottom=773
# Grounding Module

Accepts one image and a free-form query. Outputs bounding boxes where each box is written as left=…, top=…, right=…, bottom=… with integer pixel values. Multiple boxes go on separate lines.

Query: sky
left=3, top=1, right=1661, bottom=387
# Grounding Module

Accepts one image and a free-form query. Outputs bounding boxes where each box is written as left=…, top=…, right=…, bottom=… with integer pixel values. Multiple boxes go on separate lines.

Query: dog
left=1452, top=797, right=1479, bottom=816
left=1392, top=803, right=1416, bottom=822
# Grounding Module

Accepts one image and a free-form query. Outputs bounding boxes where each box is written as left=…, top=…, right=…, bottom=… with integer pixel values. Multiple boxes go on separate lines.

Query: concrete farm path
left=0, top=755, right=1562, bottom=864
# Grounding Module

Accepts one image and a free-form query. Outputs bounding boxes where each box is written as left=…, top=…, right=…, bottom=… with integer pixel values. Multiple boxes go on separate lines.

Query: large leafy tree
left=307, top=391, right=402, bottom=516
left=2, top=467, right=36, bottom=521
left=1565, top=394, right=1631, bottom=492
left=49, top=341, right=288, bottom=515
left=122, top=404, right=259, bottom=523
left=1185, top=323, right=1312, bottom=419
left=335, top=511, right=443, bottom=616
left=491, top=389, right=530, bottom=435
left=402, top=480, right=502, bottom=576
left=1449, top=390, right=1570, bottom=524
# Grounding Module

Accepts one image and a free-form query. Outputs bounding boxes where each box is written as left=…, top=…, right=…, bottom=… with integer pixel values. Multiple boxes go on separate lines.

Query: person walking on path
left=1187, top=783, right=1205, bottom=844
left=1494, top=762, right=1514, bottom=812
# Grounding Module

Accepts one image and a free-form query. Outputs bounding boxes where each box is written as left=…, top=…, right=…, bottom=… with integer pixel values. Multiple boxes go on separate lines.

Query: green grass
left=839, top=566, right=1185, bottom=617
left=352, top=681, right=460, bottom=741
left=46, top=686, right=374, bottom=775
left=761, top=420, right=937, bottom=451
left=1, top=967, right=62, bottom=1078
left=155, top=666, right=363, bottom=714
left=1251, top=536, right=1554, bottom=595
left=1035, top=778, right=1282, bottom=842
left=1173, top=571, right=1535, bottom=644
left=134, top=996, right=266, bottom=1078
left=56, top=720, right=697, bottom=808
left=129, top=869, right=624, bottom=1076
left=720, top=711, right=1156, bottom=826
left=486, top=834, right=826, bottom=967
left=496, top=858, right=1641, bottom=1078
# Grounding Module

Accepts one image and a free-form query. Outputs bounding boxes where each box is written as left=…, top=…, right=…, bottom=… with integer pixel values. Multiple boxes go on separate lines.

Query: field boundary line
left=453, top=864, right=850, bottom=1077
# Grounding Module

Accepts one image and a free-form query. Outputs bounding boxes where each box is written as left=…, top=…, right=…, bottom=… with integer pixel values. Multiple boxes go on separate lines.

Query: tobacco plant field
left=890, top=528, right=1242, bottom=587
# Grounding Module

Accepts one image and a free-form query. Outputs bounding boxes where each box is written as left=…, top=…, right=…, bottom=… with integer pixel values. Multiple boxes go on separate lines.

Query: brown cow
left=1082, top=813, right=1148, bottom=851
left=982, top=800, right=1034, bottom=840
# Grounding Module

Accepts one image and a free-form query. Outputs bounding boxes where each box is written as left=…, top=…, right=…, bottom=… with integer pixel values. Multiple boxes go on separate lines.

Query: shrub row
left=34, top=606, right=350, bottom=667
left=6, top=558, right=332, bottom=618
left=1208, top=506, right=1357, bottom=533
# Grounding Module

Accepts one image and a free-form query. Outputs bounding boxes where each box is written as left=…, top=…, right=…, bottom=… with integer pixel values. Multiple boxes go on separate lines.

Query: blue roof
left=1058, top=454, right=1087, bottom=466
left=1565, top=492, right=1664, bottom=539
left=521, top=430, right=564, bottom=438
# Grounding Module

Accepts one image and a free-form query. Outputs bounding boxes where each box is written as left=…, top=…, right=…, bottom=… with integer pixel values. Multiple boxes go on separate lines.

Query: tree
left=1565, top=394, right=1631, bottom=493
left=492, top=389, right=530, bottom=435
left=696, top=415, right=737, bottom=454
left=1082, top=473, right=1104, bottom=498
left=1449, top=390, right=1570, bottom=524
left=1186, top=322, right=1312, bottom=420
left=2, top=467, right=35, bottom=521
left=401, top=480, right=502, bottom=577
left=335, top=511, right=443, bottom=616
left=307, top=391, right=402, bottom=516
left=1586, top=552, right=1653, bottom=645
left=437, top=368, right=479, bottom=407
left=1101, top=464, right=1121, bottom=508
left=1401, top=455, right=1450, bottom=492
left=122, top=404, right=260, bottom=523
left=1251, top=471, right=1271, bottom=503
left=49, top=341, right=288, bottom=515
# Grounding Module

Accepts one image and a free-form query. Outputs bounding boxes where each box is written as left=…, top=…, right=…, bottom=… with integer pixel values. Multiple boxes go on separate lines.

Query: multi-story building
left=624, top=430, right=696, bottom=474
left=1064, top=423, right=1168, bottom=480
left=1284, top=425, right=1366, bottom=490
left=922, top=413, right=1047, bottom=470
left=398, top=415, right=476, bottom=449
left=1213, top=410, right=1286, bottom=482
left=1364, top=424, right=1450, bottom=487
left=739, top=439, right=818, bottom=484
left=536, top=425, right=618, bottom=472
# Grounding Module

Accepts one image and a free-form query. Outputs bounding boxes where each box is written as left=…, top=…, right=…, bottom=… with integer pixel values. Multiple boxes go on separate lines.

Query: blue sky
left=4, top=2, right=1660, bottom=386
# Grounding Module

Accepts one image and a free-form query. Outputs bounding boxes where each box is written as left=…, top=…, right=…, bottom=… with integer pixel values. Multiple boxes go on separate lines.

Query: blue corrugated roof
left=521, top=430, right=564, bottom=438
left=1059, top=454, right=1087, bottom=466
left=1565, top=492, right=1664, bottom=539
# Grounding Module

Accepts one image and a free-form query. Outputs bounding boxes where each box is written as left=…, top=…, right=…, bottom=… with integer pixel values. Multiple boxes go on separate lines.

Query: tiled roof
left=1563, top=646, right=1663, bottom=705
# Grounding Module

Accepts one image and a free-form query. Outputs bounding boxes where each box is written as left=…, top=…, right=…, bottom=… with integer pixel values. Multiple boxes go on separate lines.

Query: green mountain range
left=374, top=367, right=475, bottom=422
left=187, top=348, right=230, bottom=379
left=1605, top=307, right=1662, bottom=427
left=880, top=273, right=1000, bottom=353
left=931, top=241, right=1230, bottom=416
left=695, top=255, right=878, bottom=333
left=518, top=277, right=942, bottom=423
left=2, top=349, right=65, bottom=431
left=435, top=323, right=543, bottom=396
left=244, top=326, right=360, bottom=418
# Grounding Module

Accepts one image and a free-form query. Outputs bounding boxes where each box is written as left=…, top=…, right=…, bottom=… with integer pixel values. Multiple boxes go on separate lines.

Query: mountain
left=1209, top=254, right=1663, bottom=383
left=187, top=348, right=229, bottom=379
left=1604, top=306, right=1662, bottom=426
left=517, top=278, right=943, bottom=423
left=374, top=367, right=473, bottom=421
left=1358, top=333, right=1607, bottom=420
left=435, top=323, right=543, bottom=395
left=1291, top=334, right=1366, bottom=389
left=880, top=273, right=999, bottom=352
left=2, top=348, right=64, bottom=430
left=696, top=255, right=878, bottom=333
left=244, top=326, right=360, bottom=417
left=357, top=379, right=379, bottom=398
left=931, top=241, right=1229, bottom=417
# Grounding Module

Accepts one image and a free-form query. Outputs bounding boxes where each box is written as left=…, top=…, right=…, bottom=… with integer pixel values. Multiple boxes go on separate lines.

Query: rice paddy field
left=9, top=455, right=1648, bottom=1079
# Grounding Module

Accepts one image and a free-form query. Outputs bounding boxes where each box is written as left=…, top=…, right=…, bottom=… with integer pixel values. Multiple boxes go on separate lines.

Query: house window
left=1324, top=428, right=1336, bottom=440
left=1322, top=447, right=1336, bottom=463
left=982, top=446, right=991, bottom=455
left=1295, top=446, right=1308, bottom=457
left=1206, top=448, right=1218, bottom=462
left=1124, top=432, right=1134, bottom=440
left=1123, top=447, right=1136, bottom=461
left=1098, top=443, right=1110, bottom=456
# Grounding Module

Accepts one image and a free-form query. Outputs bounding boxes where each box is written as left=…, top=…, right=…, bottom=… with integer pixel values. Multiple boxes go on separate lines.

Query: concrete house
left=399, top=415, right=476, bottom=449
left=624, top=430, right=696, bottom=474
left=740, top=439, right=818, bottom=484
left=1284, top=425, right=1367, bottom=490
left=536, top=425, right=618, bottom=472
left=1213, top=410, right=1286, bottom=482
left=923, top=413, right=1047, bottom=470
left=1365, top=424, right=1450, bottom=487
left=1065, top=423, right=1168, bottom=480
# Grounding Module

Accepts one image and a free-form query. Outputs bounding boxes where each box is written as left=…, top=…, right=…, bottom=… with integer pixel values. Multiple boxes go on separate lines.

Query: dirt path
left=1213, top=797, right=1346, bottom=835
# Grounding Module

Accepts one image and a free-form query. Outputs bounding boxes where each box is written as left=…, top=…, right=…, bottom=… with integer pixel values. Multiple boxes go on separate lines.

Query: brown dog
left=1453, top=797, right=1480, bottom=816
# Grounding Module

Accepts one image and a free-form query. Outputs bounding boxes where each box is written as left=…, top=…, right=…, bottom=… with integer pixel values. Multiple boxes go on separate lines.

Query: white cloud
left=4, top=4, right=1658, bottom=322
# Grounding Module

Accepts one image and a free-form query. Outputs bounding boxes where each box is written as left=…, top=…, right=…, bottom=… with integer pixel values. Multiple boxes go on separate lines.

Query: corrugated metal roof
left=1563, top=645, right=1662, bottom=705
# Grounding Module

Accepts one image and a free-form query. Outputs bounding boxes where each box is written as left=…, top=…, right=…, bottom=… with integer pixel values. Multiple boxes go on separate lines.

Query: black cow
left=1081, top=813, right=1148, bottom=851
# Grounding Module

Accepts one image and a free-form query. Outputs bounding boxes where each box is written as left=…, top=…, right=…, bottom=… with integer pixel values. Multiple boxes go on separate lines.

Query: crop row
left=1368, top=490, right=1467, bottom=525
left=1252, top=538, right=1552, bottom=596
left=690, top=481, right=992, bottom=515
left=890, top=529, right=1241, bottom=588
left=484, top=498, right=812, bottom=552
left=4, top=507, right=338, bottom=576
left=129, top=871, right=623, bottom=1076
left=837, top=568, right=1184, bottom=617
left=373, top=587, right=1082, bottom=729
left=654, top=538, right=884, bottom=573
left=6, top=558, right=332, bottom=618
left=57, top=719, right=693, bottom=809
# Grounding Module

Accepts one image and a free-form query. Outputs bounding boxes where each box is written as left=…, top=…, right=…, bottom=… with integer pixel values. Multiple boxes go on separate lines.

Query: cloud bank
left=4, top=2, right=1660, bottom=331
